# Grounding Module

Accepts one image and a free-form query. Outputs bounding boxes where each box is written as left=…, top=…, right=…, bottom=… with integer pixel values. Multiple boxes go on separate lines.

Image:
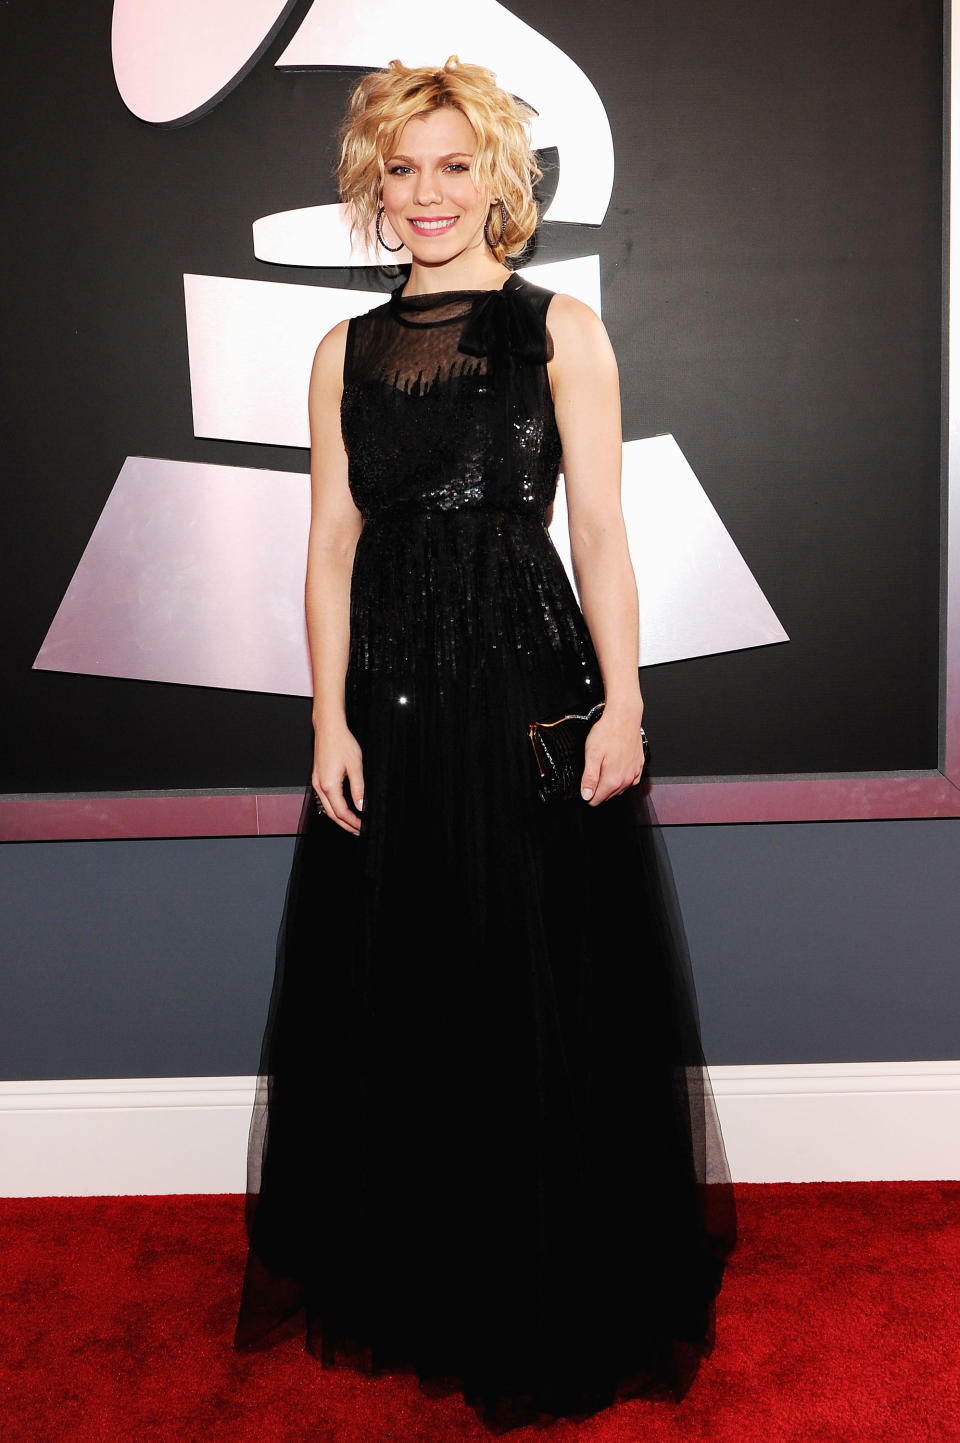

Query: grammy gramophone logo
left=34, top=0, right=786, bottom=697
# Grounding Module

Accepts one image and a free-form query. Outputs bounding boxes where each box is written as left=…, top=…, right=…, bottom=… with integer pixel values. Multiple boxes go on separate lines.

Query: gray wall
left=2, top=817, right=959, bottom=1081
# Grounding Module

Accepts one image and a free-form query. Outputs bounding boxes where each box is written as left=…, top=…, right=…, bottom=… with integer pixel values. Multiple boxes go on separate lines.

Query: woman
left=235, top=56, right=736, bottom=1434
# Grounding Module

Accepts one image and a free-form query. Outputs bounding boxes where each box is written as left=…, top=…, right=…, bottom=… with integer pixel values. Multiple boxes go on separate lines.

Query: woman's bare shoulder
left=310, top=317, right=351, bottom=392
left=314, top=316, right=351, bottom=363
left=545, top=292, right=616, bottom=374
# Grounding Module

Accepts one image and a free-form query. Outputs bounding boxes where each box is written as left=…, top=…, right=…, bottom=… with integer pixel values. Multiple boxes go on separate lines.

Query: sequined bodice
left=340, top=272, right=562, bottom=522
left=339, top=269, right=597, bottom=722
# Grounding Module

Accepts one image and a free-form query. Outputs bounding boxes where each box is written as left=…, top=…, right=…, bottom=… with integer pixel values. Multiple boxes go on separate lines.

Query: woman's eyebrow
left=384, top=151, right=473, bottom=163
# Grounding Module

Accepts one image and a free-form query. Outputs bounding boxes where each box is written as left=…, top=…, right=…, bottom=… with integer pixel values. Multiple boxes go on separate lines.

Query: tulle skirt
left=233, top=512, right=737, bottom=1432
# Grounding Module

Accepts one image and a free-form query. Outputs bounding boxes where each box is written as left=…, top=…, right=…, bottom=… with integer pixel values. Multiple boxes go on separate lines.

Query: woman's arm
left=306, top=319, right=366, bottom=834
left=547, top=294, right=646, bottom=804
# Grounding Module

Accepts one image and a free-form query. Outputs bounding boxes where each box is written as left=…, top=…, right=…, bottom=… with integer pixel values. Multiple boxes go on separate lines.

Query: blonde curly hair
left=337, top=56, right=542, bottom=263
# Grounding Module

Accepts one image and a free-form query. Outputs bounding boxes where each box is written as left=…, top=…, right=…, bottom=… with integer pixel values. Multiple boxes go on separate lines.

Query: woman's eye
left=387, top=164, right=412, bottom=175
left=445, top=163, right=468, bottom=173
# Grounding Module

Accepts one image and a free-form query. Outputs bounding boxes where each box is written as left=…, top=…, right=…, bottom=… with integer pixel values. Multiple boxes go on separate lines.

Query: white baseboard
left=0, top=1076, right=255, bottom=1198
left=1, top=1062, right=958, bottom=1197
left=713, top=1061, right=960, bottom=1182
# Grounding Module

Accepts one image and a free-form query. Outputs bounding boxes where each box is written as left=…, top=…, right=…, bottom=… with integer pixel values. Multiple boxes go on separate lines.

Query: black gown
left=233, top=271, right=737, bottom=1433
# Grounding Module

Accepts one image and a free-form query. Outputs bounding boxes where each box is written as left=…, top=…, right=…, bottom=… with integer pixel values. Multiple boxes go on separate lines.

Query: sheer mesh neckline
left=389, top=272, right=522, bottom=328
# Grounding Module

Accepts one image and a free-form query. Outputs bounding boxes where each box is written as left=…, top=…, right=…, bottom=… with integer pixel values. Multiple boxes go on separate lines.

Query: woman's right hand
left=312, top=720, right=365, bottom=835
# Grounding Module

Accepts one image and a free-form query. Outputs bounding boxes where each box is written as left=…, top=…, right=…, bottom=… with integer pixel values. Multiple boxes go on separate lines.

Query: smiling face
left=381, top=106, right=493, bottom=269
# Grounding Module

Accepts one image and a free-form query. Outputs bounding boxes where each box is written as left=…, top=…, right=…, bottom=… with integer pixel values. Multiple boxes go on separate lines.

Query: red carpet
left=1, top=1183, right=957, bottom=1441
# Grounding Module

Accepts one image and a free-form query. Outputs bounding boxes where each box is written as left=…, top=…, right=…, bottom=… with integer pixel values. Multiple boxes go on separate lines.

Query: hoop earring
left=375, top=205, right=404, bottom=252
left=484, top=200, right=508, bottom=250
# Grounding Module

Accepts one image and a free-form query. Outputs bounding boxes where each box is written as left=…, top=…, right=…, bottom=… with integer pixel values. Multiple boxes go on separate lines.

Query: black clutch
left=527, top=701, right=649, bottom=803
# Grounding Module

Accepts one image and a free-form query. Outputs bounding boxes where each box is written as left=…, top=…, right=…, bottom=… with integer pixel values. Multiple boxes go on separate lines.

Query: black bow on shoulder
left=458, top=279, right=551, bottom=368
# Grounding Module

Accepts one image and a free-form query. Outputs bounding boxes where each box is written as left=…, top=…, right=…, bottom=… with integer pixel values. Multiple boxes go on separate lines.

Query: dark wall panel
left=1, top=0, right=944, bottom=793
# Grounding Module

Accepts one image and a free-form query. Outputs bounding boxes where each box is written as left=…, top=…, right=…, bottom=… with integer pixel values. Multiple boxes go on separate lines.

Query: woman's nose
left=414, top=174, right=442, bottom=205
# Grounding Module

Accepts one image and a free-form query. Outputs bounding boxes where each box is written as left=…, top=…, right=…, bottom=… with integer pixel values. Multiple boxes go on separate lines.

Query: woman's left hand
left=580, top=702, right=646, bottom=804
